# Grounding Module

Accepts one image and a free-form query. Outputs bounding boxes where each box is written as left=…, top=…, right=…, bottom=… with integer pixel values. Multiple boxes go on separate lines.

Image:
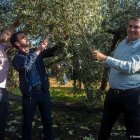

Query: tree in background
left=1, top=0, right=140, bottom=103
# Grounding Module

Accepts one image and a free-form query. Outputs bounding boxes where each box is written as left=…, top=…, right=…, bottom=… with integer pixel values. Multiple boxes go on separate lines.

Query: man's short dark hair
left=10, top=31, right=23, bottom=49
left=129, top=16, right=140, bottom=22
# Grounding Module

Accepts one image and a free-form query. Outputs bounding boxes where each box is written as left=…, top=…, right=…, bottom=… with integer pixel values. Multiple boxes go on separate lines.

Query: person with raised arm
left=10, top=31, right=62, bottom=140
left=0, top=19, right=20, bottom=140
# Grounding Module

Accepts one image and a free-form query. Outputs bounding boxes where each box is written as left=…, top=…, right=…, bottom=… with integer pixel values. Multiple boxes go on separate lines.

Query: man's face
left=16, top=33, right=29, bottom=48
left=0, top=30, right=12, bottom=42
left=127, top=20, right=140, bottom=42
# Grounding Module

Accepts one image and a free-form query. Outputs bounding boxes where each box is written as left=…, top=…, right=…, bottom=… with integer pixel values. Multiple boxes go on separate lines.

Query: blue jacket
left=12, top=47, right=57, bottom=97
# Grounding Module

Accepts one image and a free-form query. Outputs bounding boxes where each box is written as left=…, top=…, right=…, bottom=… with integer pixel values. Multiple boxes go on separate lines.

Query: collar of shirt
left=126, top=37, right=140, bottom=45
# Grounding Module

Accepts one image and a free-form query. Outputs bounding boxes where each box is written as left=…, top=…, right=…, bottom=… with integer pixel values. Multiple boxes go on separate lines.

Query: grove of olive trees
left=1, top=0, right=140, bottom=102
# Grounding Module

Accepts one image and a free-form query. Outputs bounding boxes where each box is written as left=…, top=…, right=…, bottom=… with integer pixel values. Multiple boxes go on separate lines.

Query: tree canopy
left=1, top=0, right=140, bottom=101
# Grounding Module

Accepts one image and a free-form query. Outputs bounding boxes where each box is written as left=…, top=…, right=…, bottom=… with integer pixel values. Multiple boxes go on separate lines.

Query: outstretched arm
left=40, top=41, right=65, bottom=58
left=92, top=49, right=140, bottom=74
left=0, top=18, right=21, bottom=51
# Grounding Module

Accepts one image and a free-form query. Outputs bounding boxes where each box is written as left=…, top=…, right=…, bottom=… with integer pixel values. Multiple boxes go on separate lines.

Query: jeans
left=0, top=88, right=8, bottom=140
left=98, top=88, right=140, bottom=140
left=22, top=88, right=53, bottom=140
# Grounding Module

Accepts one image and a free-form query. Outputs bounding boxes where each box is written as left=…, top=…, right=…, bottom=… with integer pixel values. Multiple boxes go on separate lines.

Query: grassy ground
left=6, top=78, right=127, bottom=140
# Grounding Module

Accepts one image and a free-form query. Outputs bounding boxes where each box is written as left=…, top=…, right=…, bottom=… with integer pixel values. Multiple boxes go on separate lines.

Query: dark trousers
left=22, top=89, right=53, bottom=140
left=98, top=88, right=140, bottom=140
left=0, top=88, right=8, bottom=140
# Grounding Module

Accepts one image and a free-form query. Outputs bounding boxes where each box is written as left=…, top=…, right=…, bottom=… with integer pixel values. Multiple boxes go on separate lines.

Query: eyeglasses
left=128, top=25, right=140, bottom=29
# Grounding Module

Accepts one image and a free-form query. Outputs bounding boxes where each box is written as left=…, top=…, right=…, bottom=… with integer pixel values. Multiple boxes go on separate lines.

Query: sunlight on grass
left=50, top=87, right=86, bottom=103
left=10, top=87, right=87, bottom=103
left=10, top=88, right=21, bottom=96
left=83, top=134, right=95, bottom=140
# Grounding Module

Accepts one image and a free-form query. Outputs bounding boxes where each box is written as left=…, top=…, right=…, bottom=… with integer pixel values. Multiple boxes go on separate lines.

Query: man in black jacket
left=10, top=31, right=61, bottom=140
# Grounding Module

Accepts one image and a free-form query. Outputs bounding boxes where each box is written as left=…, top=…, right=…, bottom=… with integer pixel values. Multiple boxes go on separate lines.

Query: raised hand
left=13, top=18, right=21, bottom=27
left=35, top=36, right=49, bottom=55
left=39, top=36, right=49, bottom=50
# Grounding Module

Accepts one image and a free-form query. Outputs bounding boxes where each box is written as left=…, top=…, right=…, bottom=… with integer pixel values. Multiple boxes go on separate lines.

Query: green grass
left=10, top=88, right=22, bottom=96
left=10, top=87, right=105, bottom=107
left=50, top=87, right=86, bottom=103
left=10, top=87, right=87, bottom=103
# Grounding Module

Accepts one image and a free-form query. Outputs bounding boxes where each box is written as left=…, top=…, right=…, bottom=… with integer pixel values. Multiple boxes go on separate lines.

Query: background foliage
left=1, top=0, right=140, bottom=102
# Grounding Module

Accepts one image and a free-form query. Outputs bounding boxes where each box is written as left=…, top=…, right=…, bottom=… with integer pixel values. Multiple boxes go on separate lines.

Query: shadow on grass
left=5, top=92, right=127, bottom=140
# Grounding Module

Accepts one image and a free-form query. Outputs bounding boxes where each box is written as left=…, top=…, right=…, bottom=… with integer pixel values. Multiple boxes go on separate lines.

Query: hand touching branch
left=92, top=50, right=107, bottom=61
left=6, top=18, right=21, bottom=34
left=35, top=37, right=49, bottom=55
left=0, top=18, right=21, bottom=42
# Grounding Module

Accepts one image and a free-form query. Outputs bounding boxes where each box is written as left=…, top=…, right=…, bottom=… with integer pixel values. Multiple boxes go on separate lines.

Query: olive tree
left=4, top=0, right=140, bottom=102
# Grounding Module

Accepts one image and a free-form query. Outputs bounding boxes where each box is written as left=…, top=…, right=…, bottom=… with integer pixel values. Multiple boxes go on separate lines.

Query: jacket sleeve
left=40, top=47, right=56, bottom=58
left=40, top=42, right=64, bottom=58
left=12, top=52, right=38, bottom=72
